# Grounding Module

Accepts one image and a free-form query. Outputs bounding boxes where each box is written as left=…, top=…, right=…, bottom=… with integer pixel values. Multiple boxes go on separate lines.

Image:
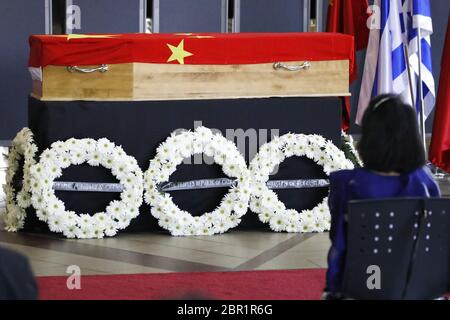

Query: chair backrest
left=404, top=198, right=450, bottom=299
left=342, top=198, right=450, bottom=300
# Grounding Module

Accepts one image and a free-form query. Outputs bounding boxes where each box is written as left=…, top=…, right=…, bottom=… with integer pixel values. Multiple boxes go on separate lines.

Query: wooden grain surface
left=33, top=60, right=350, bottom=101
left=39, top=63, right=134, bottom=100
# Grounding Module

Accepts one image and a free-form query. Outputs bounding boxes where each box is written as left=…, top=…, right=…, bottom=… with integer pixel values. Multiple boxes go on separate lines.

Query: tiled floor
left=1, top=146, right=332, bottom=277
left=0, top=145, right=449, bottom=278
left=0, top=230, right=329, bottom=276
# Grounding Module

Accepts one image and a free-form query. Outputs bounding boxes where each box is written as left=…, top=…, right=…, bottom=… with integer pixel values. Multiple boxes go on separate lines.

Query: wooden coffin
left=29, top=33, right=355, bottom=101
left=31, top=60, right=349, bottom=101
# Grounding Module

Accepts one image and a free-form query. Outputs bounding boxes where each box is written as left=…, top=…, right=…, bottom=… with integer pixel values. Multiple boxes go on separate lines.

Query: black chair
left=417, top=198, right=450, bottom=297
left=342, top=198, right=450, bottom=300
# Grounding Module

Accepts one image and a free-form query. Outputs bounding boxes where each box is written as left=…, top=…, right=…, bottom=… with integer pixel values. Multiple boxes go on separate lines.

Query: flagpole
left=403, top=44, right=415, bottom=107
left=417, top=26, right=427, bottom=154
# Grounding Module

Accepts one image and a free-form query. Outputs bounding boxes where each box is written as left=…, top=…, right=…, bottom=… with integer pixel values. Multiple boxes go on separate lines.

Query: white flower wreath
left=249, top=133, right=354, bottom=233
left=144, top=126, right=251, bottom=236
left=341, top=130, right=363, bottom=167
left=1, top=128, right=38, bottom=231
left=29, top=138, right=143, bottom=239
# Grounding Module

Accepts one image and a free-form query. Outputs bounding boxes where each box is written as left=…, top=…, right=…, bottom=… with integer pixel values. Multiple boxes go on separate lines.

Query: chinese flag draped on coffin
left=29, top=33, right=356, bottom=68
left=326, top=0, right=370, bottom=131
left=429, top=15, right=450, bottom=173
left=29, top=33, right=355, bottom=105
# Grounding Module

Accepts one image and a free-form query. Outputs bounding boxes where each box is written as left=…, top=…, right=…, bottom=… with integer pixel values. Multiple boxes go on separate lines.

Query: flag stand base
left=427, top=162, right=450, bottom=180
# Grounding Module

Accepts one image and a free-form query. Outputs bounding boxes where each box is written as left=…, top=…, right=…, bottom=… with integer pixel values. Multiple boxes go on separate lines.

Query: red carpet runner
left=38, top=269, right=326, bottom=300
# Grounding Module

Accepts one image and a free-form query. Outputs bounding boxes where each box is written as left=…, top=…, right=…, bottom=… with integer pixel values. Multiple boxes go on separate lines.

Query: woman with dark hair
left=323, top=94, right=441, bottom=299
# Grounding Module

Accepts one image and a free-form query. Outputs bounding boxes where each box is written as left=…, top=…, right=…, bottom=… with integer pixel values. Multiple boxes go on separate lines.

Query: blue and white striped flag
left=403, top=0, right=435, bottom=117
left=356, top=0, right=435, bottom=124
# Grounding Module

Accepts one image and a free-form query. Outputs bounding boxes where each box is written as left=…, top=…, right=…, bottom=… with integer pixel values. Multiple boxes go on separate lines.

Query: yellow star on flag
left=167, top=39, right=193, bottom=65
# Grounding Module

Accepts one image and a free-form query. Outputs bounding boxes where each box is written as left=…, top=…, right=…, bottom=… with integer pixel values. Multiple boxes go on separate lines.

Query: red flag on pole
left=326, top=0, right=370, bottom=132
left=326, top=0, right=370, bottom=53
left=429, top=15, right=450, bottom=173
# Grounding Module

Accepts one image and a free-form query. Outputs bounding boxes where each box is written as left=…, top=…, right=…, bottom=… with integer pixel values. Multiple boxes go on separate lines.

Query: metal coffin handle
left=67, top=64, right=109, bottom=73
left=273, top=61, right=311, bottom=71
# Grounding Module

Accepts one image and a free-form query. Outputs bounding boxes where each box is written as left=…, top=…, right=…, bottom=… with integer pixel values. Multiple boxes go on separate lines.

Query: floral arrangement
left=29, top=138, right=143, bottom=238
left=249, top=133, right=354, bottom=233
left=341, top=131, right=363, bottom=167
left=144, top=126, right=251, bottom=236
left=2, top=127, right=360, bottom=238
left=1, top=128, right=37, bottom=231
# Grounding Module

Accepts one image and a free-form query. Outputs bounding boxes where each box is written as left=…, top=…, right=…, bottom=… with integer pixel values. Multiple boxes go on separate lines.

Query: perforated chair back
left=342, top=198, right=450, bottom=299
left=404, top=198, right=450, bottom=299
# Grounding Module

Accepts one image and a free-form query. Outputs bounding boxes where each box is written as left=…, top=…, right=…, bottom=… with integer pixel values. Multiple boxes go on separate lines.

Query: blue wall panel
left=0, top=0, right=47, bottom=140
left=153, top=0, right=226, bottom=33
left=67, top=0, right=143, bottom=34
left=235, top=0, right=305, bottom=32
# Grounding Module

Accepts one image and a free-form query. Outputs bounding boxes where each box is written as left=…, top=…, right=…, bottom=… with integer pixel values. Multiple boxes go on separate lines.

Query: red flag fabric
left=326, top=0, right=370, bottom=133
left=29, top=33, right=355, bottom=76
left=326, top=0, right=370, bottom=53
left=429, top=15, right=450, bottom=173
